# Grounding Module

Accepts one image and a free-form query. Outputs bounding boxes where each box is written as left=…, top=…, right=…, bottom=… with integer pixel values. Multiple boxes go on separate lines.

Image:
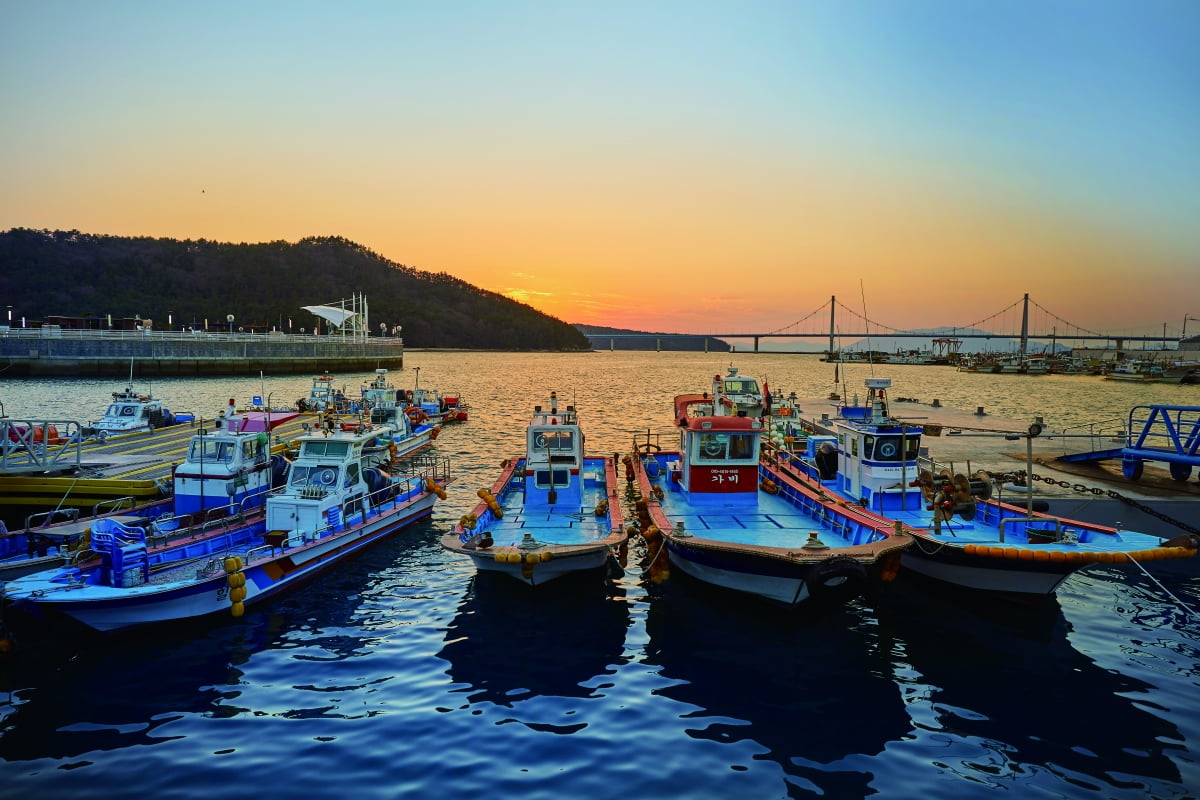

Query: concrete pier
left=0, top=328, right=404, bottom=376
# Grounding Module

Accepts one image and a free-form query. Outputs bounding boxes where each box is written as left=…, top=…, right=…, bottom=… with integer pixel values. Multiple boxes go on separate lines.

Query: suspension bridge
left=592, top=294, right=1196, bottom=354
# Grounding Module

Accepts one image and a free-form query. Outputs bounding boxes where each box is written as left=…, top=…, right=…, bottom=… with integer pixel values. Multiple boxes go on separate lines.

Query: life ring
left=877, top=441, right=898, bottom=458
left=317, top=468, right=337, bottom=486
left=406, top=407, right=427, bottom=423
left=806, top=556, right=868, bottom=604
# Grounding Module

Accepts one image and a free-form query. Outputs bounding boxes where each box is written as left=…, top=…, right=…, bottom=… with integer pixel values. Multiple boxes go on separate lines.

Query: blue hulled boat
left=5, top=419, right=451, bottom=631
left=627, top=374, right=911, bottom=608
left=440, top=392, right=626, bottom=586
left=773, top=378, right=1198, bottom=596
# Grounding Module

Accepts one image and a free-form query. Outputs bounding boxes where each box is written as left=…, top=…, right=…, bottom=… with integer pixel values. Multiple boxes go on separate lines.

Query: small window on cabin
left=535, top=468, right=570, bottom=488
left=875, top=438, right=901, bottom=462
left=303, top=441, right=350, bottom=458
left=727, top=434, right=755, bottom=460
left=851, top=438, right=859, bottom=457
left=190, top=439, right=231, bottom=462
left=905, top=438, right=920, bottom=459
left=863, top=435, right=875, bottom=458
left=533, top=430, right=575, bottom=451
left=697, top=433, right=728, bottom=461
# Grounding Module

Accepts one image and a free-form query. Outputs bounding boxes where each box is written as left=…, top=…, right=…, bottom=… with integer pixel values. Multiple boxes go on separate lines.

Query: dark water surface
left=1, top=352, right=1197, bottom=798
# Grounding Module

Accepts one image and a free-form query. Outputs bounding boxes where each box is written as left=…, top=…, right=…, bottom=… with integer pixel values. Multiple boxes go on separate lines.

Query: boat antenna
left=860, top=279, right=875, bottom=379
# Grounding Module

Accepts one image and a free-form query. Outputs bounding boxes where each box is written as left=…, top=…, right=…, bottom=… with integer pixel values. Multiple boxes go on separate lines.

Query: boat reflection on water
left=642, top=579, right=912, bottom=797
left=439, top=572, right=630, bottom=707
left=873, top=579, right=1188, bottom=797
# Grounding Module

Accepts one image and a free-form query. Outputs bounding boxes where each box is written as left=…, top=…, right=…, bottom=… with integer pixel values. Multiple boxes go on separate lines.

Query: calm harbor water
left=1, top=351, right=1198, bottom=799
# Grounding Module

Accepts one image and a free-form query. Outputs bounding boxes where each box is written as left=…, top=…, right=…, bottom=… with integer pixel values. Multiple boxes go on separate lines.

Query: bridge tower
left=828, top=295, right=836, bottom=356
left=1020, top=292, right=1030, bottom=356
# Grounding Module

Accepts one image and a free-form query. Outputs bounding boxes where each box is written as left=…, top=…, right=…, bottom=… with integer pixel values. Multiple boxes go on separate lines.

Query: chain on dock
left=1002, top=470, right=1200, bottom=536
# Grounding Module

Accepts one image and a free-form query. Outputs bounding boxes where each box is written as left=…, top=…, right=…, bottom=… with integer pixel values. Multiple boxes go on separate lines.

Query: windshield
left=189, top=439, right=236, bottom=463
left=289, top=464, right=342, bottom=488
left=695, top=432, right=756, bottom=461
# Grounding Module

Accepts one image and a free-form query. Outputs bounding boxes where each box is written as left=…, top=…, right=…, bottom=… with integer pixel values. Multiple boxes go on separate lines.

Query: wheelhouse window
left=696, top=433, right=756, bottom=462
left=301, top=441, right=350, bottom=458
left=865, top=435, right=915, bottom=463
left=189, top=439, right=235, bottom=462
left=531, top=430, right=575, bottom=451
left=289, top=464, right=341, bottom=487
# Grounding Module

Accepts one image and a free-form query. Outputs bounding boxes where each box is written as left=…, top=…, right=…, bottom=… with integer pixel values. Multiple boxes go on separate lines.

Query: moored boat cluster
left=1, top=364, right=1196, bottom=640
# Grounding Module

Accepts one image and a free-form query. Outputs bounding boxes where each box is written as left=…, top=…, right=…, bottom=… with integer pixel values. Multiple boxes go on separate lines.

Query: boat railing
left=91, top=495, right=150, bottom=517
left=23, top=506, right=81, bottom=530
left=390, top=453, right=453, bottom=484
left=631, top=428, right=667, bottom=457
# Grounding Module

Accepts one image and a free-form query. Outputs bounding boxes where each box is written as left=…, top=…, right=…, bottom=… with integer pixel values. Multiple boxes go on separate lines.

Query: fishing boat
left=440, top=390, right=470, bottom=422
left=358, top=369, right=440, bottom=459
left=89, top=385, right=178, bottom=437
left=773, top=378, right=1198, bottom=596
left=297, top=372, right=350, bottom=413
left=1104, top=359, right=1164, bottom=382
left=626, top=378, right=911, bottom=608
left=4, top=421, right=452, bottom=632
left=1, top=400, right=291, bottom=580
left=715, top=365, right=767, bottom=417
left=440, top=392, right=626, bottom=586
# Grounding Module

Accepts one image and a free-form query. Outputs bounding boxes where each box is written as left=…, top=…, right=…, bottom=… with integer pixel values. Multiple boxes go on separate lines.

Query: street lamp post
left=1184, top=315, right=1200, bottom=339
left=227, top=314, right=234, bottom=336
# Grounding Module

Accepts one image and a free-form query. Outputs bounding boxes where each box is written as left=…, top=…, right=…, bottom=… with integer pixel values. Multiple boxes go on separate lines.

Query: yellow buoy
left=230, top=585, right=247, bottom=603
left=231, top=601, right=245, bottom=618
left=227, top=572, right=246, bottom=589
left=223, top=556, right=243, bottom=573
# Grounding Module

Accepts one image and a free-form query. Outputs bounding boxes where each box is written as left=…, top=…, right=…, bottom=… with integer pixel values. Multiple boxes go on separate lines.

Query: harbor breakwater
left=0, top=328, right=404, bottom=376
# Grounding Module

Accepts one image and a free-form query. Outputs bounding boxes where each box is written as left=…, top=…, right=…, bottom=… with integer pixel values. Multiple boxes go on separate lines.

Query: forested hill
left=0, top=228, right=590, bottom=350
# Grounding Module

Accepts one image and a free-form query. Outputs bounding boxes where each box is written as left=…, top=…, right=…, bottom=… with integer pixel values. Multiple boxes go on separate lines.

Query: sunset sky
left=3, top=2, right=1197, bottom=339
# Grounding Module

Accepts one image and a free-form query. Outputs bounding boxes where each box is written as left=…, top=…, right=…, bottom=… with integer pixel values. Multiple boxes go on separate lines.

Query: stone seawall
left=0, top=330, right=404, bottom=376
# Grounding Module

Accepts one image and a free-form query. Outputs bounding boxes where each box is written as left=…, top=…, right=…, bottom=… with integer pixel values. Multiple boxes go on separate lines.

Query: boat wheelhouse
left=91, top=385, right=176, bottom=435
left=715, top=366, right=766, bottom=418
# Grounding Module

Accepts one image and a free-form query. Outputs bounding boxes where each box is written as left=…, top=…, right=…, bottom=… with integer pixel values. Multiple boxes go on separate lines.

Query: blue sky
left=3, top=1, right=1197, bottom=333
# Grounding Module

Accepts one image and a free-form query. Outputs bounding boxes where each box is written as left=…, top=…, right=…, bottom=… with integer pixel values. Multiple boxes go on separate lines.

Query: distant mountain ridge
left=0, top=228, right=590, bottom=350
left=573, top=324, right=732, bottom=352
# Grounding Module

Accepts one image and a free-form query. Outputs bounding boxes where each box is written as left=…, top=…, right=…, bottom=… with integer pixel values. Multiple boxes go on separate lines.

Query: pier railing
left=0, top=326, right=404, bottom=346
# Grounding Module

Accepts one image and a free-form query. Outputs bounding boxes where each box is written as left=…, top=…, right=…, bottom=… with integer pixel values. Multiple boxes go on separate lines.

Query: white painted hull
left=900, top=549, right=1071, bottom=595
left=463, top=545, right=612, bottom=586
left=668, top=547, right=812, bottom=606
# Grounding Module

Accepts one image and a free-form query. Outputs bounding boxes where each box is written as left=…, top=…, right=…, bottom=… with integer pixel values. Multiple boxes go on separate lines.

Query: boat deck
left=644, top=457, right=883, bottom=550
left=485, top=457, right=616, bottom=547
left=0, top=412, right=316, bottom=520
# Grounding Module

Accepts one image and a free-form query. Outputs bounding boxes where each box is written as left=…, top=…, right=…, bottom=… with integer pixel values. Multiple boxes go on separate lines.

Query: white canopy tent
left=302, top=294, right=369, bottom=340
